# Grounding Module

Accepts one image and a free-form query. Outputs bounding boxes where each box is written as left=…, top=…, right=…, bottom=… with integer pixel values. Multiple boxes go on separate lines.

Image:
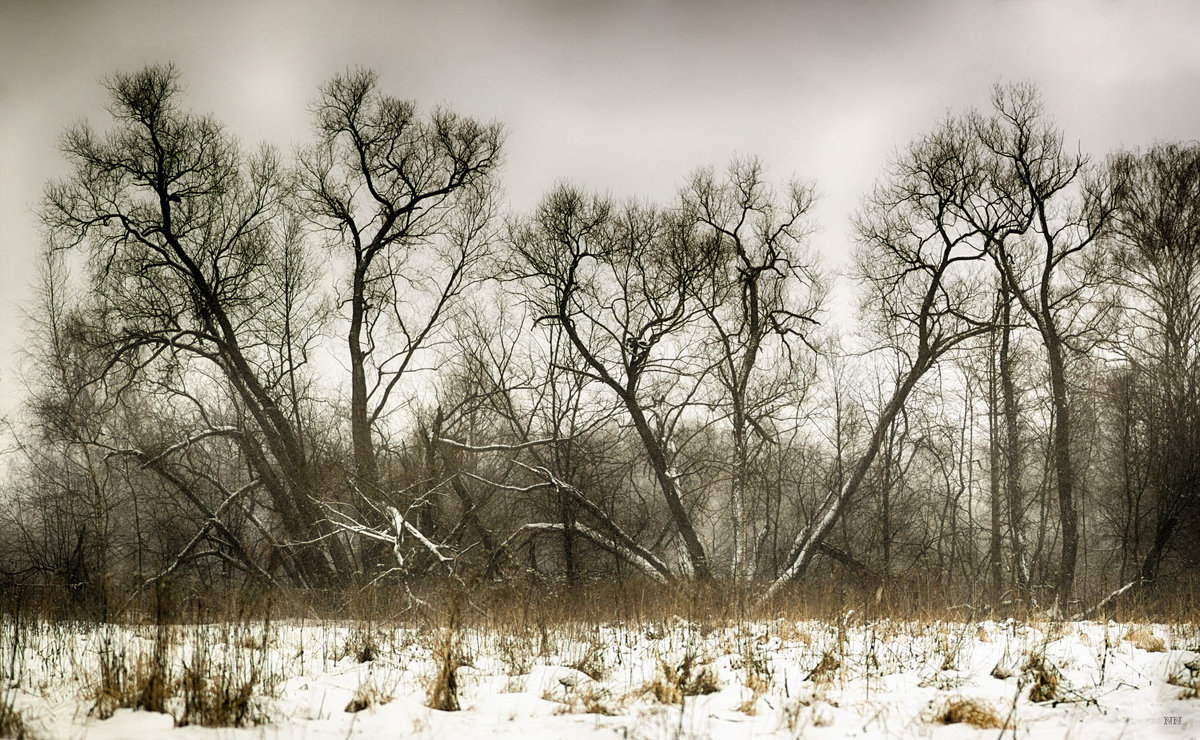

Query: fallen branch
left=816, top=541, right=882, bottom=585
left=516, top=522, right=669, bottom=584
left=321, top=484, right=457, bottom=576
left=437, top=436, right=570, bottom=454
left=513, top=460, right=675, bottom=581
left=1071, top=579, right=1139, bottom=621
left=388, top=505, right=455, bottom=569
left=119, top=479, right=272, bottom=615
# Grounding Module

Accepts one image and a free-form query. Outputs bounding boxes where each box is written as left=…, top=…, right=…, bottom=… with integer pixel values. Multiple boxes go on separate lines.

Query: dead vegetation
left=645, top=652, right=721, bottom=704
left=736, top=641, right=774, bottom=714
left=337, top=627, right=383, bottom=664
left=567, top=639, right=608, bottom=681
left=1022, top=653, right=1062, bottom=704
left=805, top=650, right=841, bottom=683
left=425, top=602, right=465, bottom=712
left=88, top=633, right=171, bottom=720
left=1124, top=624, right=1167, bottom=652
left=1168, top=658, right=1200, bottom=700
left=924, top=696, right=1007, bottom=729
left=1, top=580, right=1198, bottom=737
left=79, top=615, right=278, bottom=729
left=0, top=692, right=35, bottom=740
left=345, top=671, right=395, bottom=713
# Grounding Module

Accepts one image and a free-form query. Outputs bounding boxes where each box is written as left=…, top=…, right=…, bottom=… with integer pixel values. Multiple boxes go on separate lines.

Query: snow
left=2, top=615, right=1198, bottom=738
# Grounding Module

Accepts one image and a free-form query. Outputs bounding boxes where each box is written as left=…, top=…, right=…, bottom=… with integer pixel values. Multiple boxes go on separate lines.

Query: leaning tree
left=765, top=114, right=1003, bottom=599
left=508, top=187, right=721, bottom=580
left=40, top=64, right=349, bottom=587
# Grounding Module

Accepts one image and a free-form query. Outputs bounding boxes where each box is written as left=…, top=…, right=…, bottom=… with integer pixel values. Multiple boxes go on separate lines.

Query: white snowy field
left=2, top=613, right=1198, bottom=739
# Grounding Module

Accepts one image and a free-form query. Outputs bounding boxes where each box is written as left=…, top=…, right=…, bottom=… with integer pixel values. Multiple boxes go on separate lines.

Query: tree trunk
left=349, top=262, right=378, bottom=486
left=626, top=403, right=714, bottom=581
left=765, top=354, right=931, bottom=599
left=988, top=316, right=1004, bottom=601
left=731, top=422, right=750, bottom=583
left=1046, top=335, right=1078, bottom=608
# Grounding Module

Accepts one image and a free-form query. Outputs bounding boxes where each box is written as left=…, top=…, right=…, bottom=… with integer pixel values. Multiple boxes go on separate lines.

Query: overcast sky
left=1, top=0, right=1199, bottom=419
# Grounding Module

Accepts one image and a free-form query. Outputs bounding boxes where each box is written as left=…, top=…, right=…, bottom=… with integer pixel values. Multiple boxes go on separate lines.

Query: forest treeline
left=2, top=64, right=1197, bottom=615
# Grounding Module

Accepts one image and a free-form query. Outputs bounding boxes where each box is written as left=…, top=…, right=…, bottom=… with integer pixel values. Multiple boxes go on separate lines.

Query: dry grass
left=781, top=688, right=838, bottom=730
left=2, top=576, right=1199, bottom=736
left=1168, top=659, right=1200, bottom=700
left=176, top=638, right=270, bottom=728
left=0, top=692, right=36, bottom=740
left=550, top=684, right=617, bottom=716
left=88, top=630, right=173, bottom=719
left=11, top=571, right=1200, bottom=636
left=644, top=652, right=720, bottom=704
left=496, top=632, right=534, bottom=676
left=1022, top=653, right=1062, bottom=703
left=177, top=657, right=257, bottom=727
left=568, top=639, right=608, bottom=681
left=337, top=627, right=383, bottom=663
left=735, top=641, right=774, bottom=714
left=425, top=602, right=465, bottom=712
left=345, top=672, right=395, bottom=713
left=925, top=696, right=1007, bottom=729
left=1168, top=672, right=1200, bottom=700
left=1124, top=624, right=1166, bottom=652
left=89, top=621, right=276, bottom=728
left=805, top=650, right=841, bottom=683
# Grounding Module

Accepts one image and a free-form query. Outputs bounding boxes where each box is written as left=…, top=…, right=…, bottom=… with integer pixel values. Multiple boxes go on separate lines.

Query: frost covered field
left=2, top=605, right=1199, bottom=739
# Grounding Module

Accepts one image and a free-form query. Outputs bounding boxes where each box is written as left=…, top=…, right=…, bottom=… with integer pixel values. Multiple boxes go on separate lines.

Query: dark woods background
left=2, top=65, right=1197, bottom=617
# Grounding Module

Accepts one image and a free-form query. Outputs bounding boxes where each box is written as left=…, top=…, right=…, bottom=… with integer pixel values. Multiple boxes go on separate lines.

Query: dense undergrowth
left=8, top=570, right=1200, bottom=628
left=0, top=576, right=1197, bottom=738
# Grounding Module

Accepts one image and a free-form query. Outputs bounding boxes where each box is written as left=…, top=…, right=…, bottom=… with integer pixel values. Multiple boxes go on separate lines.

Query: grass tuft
left=345, top=672, right=394, bottom=713
left=0, top=691, right=37, bottom=740
left=88, top=631, right=173, bottom=719
left=339, top=627, right=382, bottom=664
left=1167, top=658, right=1200, bottom=699
left=925, top=696, right=1006, bottom=729
left=806, top=650, right=840, bottom=683
left=1022, top=653, right=1061, bottom=703
left=1124, top=624, right=1166, bottom=653
left=645, top=652, right=720, bottom=704
left=425, top=603, right=464, bottom=712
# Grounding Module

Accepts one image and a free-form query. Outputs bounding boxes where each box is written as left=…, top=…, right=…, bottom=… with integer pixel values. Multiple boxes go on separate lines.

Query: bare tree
left=976, top=278, right=1034, bottom=602
left=441, top=301, right=683, bottom=583
left=40, top=64, right=347, bottom=586
left=300, top=68, right=503, bottom=489
left=1106, top=143, right=1200, bottom=588
left=509, top=187, right=720, bottom=580
left=968, top=83, right=1116, bottom=607
left=682, top=157, right=824, bottom=582
left=765, top=115, right=999, bottom=599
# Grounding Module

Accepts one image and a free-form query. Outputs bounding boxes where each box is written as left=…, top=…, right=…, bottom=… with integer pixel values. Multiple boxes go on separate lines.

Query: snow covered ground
left=2, top=613, right=1198, bottom=738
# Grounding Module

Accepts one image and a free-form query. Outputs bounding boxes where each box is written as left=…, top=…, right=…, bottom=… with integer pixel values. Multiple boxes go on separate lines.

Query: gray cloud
left=2, top=0, right=1198, bottom=414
